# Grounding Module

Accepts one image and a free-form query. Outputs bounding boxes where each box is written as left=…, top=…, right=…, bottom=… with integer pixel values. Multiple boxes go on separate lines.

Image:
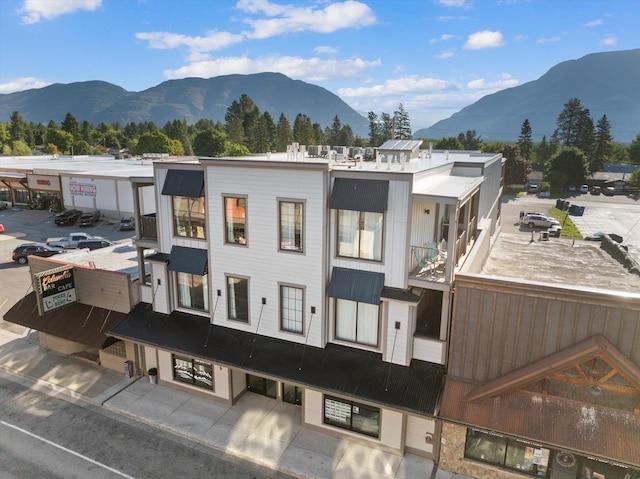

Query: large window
left=324, top=395, right=380, bottom=438
left=280, top=285, right=303, bottom=334
left=279, top=201, right=303, bottom=252
left=177, top=272, right=209, bottom=312
left=335, top=299, right=379, bottom=347
left=173, top=196, right=205, bottom=239
left=172, top=355, right=213, bottom=390
left=227, top=276, right=249, bottom=322
left=224, top=196, right=247, bottom=245
left=337, top=210, right=383, bottom=261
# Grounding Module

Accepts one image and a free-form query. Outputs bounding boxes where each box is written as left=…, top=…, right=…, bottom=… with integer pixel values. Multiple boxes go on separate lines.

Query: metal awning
left=330, top=178, right=389, bottom=213
left=161, top=170, right=204, bottom=198
left=167, top=246, right=208, bottom=276
left=328, top=267, right=385, bottom=305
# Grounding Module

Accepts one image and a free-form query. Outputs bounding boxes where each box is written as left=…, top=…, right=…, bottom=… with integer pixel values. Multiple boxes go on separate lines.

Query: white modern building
left=107, top=145, right=504, bottom=458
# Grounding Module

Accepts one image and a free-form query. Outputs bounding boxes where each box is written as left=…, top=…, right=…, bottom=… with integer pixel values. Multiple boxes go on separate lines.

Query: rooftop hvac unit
left=332, top=146, right=346, bottom=154
left=308, top=145, right=320, bottom=157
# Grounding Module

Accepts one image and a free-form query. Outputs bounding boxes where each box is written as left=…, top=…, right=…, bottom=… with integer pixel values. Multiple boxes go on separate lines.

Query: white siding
left=384, top=302, right=411, bottom=366
left=412, top=336, right=446, bottom=364
left=207, top=165, right=327, bottom=348
left=405, top=415, right=436, bottom=455
left=151, top=262, right=169, bottom=314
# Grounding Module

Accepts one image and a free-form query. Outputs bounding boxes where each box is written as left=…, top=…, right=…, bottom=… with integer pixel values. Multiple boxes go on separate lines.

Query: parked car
left=522, top=214, right=560, bottom=229
left=76, top=239, right=114, bottom=250
left=77, top=210, right=101, bottom=227
left=584, top=232, right=623, bottom=243
left=579, top=184, right=589, bottom=194
left=54, top=209, right=83, bottom=226
left=527, top=184, right=539, bottom=193
left=0, top=200, right=8, bottom=210
left=603, top=187, right=615, bottom=196
left=590, top=186, right=602, bottom=195
left=548, top=225, right=562, bottom=237
left=119, top=216, right=135, bottom=231
left=567, top=185, right=577, bottom=192
left=12, top=243, right=64, bottom=264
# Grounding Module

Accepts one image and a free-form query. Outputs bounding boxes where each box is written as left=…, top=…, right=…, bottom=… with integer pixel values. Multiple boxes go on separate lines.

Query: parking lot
left=0, top=208, right=136, bottom=323
left=502, top=192, right=640, bottom=260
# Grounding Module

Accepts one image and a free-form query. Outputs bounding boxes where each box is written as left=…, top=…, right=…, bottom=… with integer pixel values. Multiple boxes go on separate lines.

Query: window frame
left=323, top=395, right=380, bottom=438
left=172, top=354, right=214, bottom=391
left=278, top=199, right=304, bottom=253
left=175, top=271, right=209, bottom=313
left=172, top=195, right=206, bottom=239
left=279, top=283, right=304, bottom=335
left=226, top=274, right=249, bottom=323
left=223, top=195, right=248, bottom=245
left=336, top=209, right=384, bottom=261
left=334, top=298, right=380, bottom=348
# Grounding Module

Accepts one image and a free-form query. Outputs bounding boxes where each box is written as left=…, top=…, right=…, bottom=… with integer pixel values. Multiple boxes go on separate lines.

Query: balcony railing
left=409, top=243, right=447, bottom=282
left=139, top=213, right=157, bottom=240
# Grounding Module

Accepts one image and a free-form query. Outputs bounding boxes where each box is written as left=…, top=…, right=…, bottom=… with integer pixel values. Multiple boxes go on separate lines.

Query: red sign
left=37, top=179, right=51, bottom=186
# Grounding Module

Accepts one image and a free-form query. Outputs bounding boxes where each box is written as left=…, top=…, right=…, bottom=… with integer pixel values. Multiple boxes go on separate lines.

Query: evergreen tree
left=275, top=113, right=293, bottom=152
left=327, top=115, right=342, bottom=146
left=544, top=147, right=590, bottom=189
left=575, top=113, right=595, bottom=161
left=393, top=103, right=411, bottom=139
left=381, top=113, right=394, bottom=143
left=226, top=117, right=246, bottom=146
left=61, top=112, right=80, bottom=139
left=517, top=119, right=533, bottom=160
left=225, top=94, right=260, bottom=150
left=457, top=130, right=483, bottom=150
left=554, top=98, right=590, bottom=147
left=368, top=111, right=382, bottom=147
left=9, top=111, right=27, bottom=147
left=628, top=133, right=640, bottom=164
left=261, top=111, right=277, bottom=152
left=293, top=114, right=315, bottom=146
left=593, top=115, right=613, bottom=171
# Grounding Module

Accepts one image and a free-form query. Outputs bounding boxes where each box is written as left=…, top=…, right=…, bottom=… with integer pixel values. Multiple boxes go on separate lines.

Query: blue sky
left=1, top=0, right=638, bottom=130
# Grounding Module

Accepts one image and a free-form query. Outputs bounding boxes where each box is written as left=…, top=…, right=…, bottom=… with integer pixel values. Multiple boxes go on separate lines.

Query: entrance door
left=246, top=374, right=277, bottom=399
left=282, top=383, right=302, bottom=406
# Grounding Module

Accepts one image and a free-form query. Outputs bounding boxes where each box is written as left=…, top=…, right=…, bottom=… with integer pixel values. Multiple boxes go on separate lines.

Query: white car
left=579, top=184, right=589, bottom=194
left=523, top=214, right=560, bottom=229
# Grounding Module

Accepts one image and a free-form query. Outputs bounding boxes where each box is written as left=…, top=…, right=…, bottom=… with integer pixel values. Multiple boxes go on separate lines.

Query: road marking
left=1, top=420, right=137, bottom=478
left=0, top=298, right=7, bottom=310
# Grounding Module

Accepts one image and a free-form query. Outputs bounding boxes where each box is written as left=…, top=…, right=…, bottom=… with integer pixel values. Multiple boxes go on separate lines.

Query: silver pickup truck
left=46, top=232, right=104, bottom=249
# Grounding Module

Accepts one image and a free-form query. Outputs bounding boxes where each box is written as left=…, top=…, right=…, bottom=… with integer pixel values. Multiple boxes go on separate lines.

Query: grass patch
left=549, top=207, right=582, bottom=240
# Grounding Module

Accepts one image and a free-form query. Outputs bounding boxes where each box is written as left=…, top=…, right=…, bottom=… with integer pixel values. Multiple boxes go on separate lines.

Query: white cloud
left=338, top=76, right=454, bottom=99
left=135, top=30, right=245, bottom=52
left=0, top=77, right=50, bottom=93
left=435, top=51, right=454, bottom=59
left=437, top=0, right=469, bottom=7
left=467, top=73, right=519, bottom=92
left=536, top=36, right=560, bottom=44
left=17, top=0, right=101, bottom=24
left=584, top=19, right=603, bottom=27
left=240, top=0, right=377, bottom=39
left=463, top=30, right=505, bottom=50
left=163, top=55, right=381, bottom=83
left=314, top=46, right=339, bottom=55
left=599, top=35, right=617, bottom=47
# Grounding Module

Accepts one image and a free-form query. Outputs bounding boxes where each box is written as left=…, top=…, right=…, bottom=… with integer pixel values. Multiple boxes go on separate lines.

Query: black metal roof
left=161, top=169, right=204, bottom=198
left=330, top=178, right=389, bottom=213
left=167, top=246, right=208, bottom=276
left=109, top=303, right=444, bottom=416
left=328, top=267, right=385, bottom=305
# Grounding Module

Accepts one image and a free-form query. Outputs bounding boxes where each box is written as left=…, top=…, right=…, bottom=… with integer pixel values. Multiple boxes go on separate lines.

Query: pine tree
left=593, top=115, right=613, bottom=171
left=517, top=119, right=533, bottom=160
left=393, top=103, right=411, bottom=139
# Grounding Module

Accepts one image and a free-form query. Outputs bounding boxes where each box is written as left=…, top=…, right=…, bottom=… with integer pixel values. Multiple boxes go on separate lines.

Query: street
left=0, top=374, right=294, bottom=479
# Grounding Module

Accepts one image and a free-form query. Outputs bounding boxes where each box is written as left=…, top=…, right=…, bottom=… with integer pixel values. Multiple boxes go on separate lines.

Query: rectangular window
left=335, top=299, right=379, bottom=347
left=227, top=276, right=249, bottom=322
left=224, top=196, right=247, bottom=244
left=177, top=272, right=209, bottom=312
left=173, top=196, right=205, bottom=239
left=172, top=355, right=214, bottom=390
left=324, top=395, right=380, bottom=438
left=280, top=285, right=303, bottom=334
left=465, top=429, right=549, bottom=477
left=279, top=201, right=303, bottom=252
left=337, top=210, right=383, bottom=261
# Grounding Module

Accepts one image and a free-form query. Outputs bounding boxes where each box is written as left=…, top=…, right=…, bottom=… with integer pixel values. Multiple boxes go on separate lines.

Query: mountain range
left=1, top=49, right=638, bottom=144
left=0, top=72, right=369, bottom=136
left=414, top=49, right=640, bottom=144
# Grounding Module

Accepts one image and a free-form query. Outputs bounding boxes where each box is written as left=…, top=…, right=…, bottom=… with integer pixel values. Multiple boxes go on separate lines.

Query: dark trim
left=161, top=170, right=204, bottom=198
left=330, top=178, right=389, bottom=213
left=167, top=246, right=208, bottom=276
left=328, top=267, right=384, bottom=305
left=108, top=304, right=444, bottom=416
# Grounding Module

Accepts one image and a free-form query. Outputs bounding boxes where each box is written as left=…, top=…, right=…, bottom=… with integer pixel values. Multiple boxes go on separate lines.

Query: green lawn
left=549, top=207, right=583, bottom=240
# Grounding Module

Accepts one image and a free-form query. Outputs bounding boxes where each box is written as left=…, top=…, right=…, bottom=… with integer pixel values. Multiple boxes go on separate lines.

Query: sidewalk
left=0, top=327, right=472, bottom=479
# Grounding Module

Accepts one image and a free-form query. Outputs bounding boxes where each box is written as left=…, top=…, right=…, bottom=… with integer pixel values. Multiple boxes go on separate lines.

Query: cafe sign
left=36, top=265, right=78, bottom=313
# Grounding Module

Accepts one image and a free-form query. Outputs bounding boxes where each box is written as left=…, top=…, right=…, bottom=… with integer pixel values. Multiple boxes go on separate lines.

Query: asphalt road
left=0, top=374, right=294, bottom=479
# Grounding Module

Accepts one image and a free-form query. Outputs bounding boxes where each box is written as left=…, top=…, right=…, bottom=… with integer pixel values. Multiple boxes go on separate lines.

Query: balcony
left=135, top=213, right=157, bottom=248
left=409, top=244, right=447, bottom=283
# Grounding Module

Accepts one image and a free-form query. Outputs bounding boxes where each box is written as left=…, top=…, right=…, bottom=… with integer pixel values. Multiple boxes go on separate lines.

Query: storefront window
left=324, top=395, right=379, bottom=438
left=172, top=355, right=213, bottom=390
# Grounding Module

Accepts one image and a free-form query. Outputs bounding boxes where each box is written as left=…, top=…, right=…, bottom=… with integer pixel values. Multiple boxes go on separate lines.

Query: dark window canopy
left=328, top=267, right=385, bottom=305
left=167, top=246, right=208, bottom=276
left=161, top=170, right=204, bottom=198
left=330, top=178, right=389, bottom=213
